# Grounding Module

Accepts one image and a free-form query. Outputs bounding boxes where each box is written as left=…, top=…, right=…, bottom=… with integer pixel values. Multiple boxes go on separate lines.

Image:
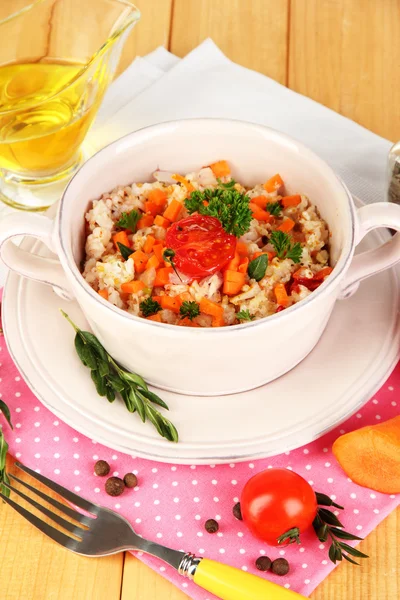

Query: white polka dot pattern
left=0, top=308, right=399, bottom=600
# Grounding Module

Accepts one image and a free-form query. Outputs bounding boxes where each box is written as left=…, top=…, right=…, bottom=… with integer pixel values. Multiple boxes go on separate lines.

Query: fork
left=2, top=462, right=304, bottom=600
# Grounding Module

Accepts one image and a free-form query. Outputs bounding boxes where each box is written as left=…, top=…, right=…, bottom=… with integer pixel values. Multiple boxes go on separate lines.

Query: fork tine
left=15, top=462, right=98, bottom=514
left=5, top=482, right=84, bottom=537
left=9, top=474, right=93, bottom=526
left=0, top=491, right=79, bottom=551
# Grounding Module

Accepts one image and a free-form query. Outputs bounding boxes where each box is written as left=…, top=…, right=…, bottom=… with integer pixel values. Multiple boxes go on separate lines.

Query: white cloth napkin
left=0, top=40, right=392, bottom=286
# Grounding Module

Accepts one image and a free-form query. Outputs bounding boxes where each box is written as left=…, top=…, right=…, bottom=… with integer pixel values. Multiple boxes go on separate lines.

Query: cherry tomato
left=241, top=468, right=317, bottom=546
left=166, top=215, right=236, bottom=279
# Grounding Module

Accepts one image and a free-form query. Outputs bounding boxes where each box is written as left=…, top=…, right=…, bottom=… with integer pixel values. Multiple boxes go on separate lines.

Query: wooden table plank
left=289, top=0, right=400, bottom=141
left=0, top=458, right=123, bottom=600
left=116, top=0, right=173, bottom=76
left=170, top=0, right=290, bottom=84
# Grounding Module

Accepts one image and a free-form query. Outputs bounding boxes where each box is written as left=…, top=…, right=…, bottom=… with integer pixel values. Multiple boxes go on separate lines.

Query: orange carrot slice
left=130, top=250, right=148, bottom=274
left=282, top=194, right=301, bottom=208
left=278, top=218, right=295, bottom=233
left=163, top=199, right=183, bottom=222
left=199, top=298, right=224, bottom=318
left=154, top=215, right=171, bottom=229
left=137, top=215, right=154, bottom=229
left=121, top=280, right=145, bottom=294
left=153, top=267, right=173, bottom=287
left=263, top=174, right=284, bottom=193
left=209, top=160, right=230, bottom=178
left=98, top=289, right=108, bottom=300
left=274, top=283, right=289, bottom=307
left=113, top=231, right=130, bottom=250
left=332, top=415, right=400, bottom=493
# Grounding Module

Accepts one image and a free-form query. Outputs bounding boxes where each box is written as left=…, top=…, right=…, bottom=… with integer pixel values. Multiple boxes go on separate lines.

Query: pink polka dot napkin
left=1, top=303, right=399, bottom=599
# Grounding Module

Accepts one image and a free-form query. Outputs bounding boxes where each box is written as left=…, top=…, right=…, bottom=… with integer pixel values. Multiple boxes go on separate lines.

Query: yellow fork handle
left=193, top=558, right=305, bottom=600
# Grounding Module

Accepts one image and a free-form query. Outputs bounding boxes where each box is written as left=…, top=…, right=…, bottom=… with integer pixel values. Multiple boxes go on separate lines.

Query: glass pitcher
left=0, top=0, right=140, bottom=211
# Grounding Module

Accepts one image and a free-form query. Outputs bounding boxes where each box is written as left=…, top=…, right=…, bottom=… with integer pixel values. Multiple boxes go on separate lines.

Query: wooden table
left=2, top=1, right=399, bottom=598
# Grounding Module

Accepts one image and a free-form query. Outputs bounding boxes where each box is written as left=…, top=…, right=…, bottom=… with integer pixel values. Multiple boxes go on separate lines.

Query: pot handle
left=0, top=212, right=73, bottom=301
left=340, top=202, right=400, bottom=299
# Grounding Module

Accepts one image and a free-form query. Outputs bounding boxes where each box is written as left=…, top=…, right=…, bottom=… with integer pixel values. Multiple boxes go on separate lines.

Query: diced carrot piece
left=332, top=415, right=400, bottom=493
left=251, top=195, right=268, bottom=209
left=172, top=174, right=195, bottom=192
left=113, top=230, right=130, bottom=250
left=129, top=250, right=148, bottom=274
left=278, top=218, right=295, bottom=233
left=252, top=251, right=264, bottom=260
left=238, top=257, right=249, bottom=274
left=263, top=174, right=284, bottom=193
left=152, top=295, right=163, bottom=303
left=137, top=215, right=154, bottom=229
left=236, top=241, right=249, bottom=256
left=146, top=255, right=160, bottom=271
left=252, top=251, right=275, bottom=262
left=212, top=315, right=225, bottom=327
left=144, top=200, right=163, bottom=216
left=147, top=313, right=162, bottom=322
left=267, top=251, right=276, bottom=261
left=154, top=215, right=171, bottom=229
left=98, top=289, right=108, bottom=300
left=163, top=199, right=183, bottom=222
left=282, top=194, right=301, bottom=208
left=160, top=295, right=182, bottom=314
left=143, top=235, right=156, bottom=254
left=249, top=203, right=271, bottom=222
left=209, top=160, right=230, bottom=178
left=224, top=251, right=240, bottom=271
left=153, top=267, right=173, bottom=287
left=199, top=298, right=224, bottom=318
left=121, top=280, right=145, bottom=294
left=224, top=270, right=245, bottom=284
left=314, top=266, right=333, bottom=280
left=153, top=243, right=165, bottom=262
left=223, top=280, right=244, bottom=296
left=148, top=189, right=168, bottom=206
left=274, top=283, right=289, bottom=307
left=293, top=268, right=309, bottom=280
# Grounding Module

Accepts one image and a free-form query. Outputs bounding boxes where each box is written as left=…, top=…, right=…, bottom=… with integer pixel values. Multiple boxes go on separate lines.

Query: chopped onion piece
left=153, top=170, right=176, bottom=184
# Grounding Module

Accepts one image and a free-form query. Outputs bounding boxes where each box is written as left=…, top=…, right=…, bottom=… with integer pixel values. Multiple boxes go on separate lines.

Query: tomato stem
left=277, top=527, right=301, bottom=546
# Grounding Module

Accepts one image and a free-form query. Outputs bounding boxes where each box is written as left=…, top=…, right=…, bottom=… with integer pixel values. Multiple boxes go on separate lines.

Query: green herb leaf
left=130, top=388, right=146, bottom=422
left=315, top=492, right=344, bottom=510
left=266, top=201, right=282, bottom=217
left=74, top=333, right=98, bottom=369
left=218, top=178, right=236, bottom=189
left=286, top=242, right=302, bottom=263
left=117, top=242, right=133, bottom=261
left=338, top=543, right=369, bottom=559
left=317, top=524, right=329, bottom=542
left=180, top=301, right=200, bottom=321
left=116, top=210, right=140, bottom=232
left=106, top=373, right=127, bottom=393
left=317, top=508, right=344, bottom=528
left=0, top=400, right=13, bottom=430
left=236, top=310, right=255, bottom=322
left=140, top=297, right=162, bottom=317
left=91, top=369, right=106, bottom=396
left=328, top=543, right=338, bottom=563
left=105, top=386, right=116, bottom=403
left=270, top=230, right=302, bottom=263
left=97, top=357, right=110, bottom=378
left=185, top=187, right=252, bottom=237
left=139, top=388, right=169, bottom=410
left=329, top=528, right=363, bottom=541
left=342, top=554, right=360, bottom=565
left=248, top=254, right=268, bottom=281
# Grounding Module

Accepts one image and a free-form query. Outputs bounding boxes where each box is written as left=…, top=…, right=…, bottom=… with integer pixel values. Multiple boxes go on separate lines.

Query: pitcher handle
left=0, top=212, right=73, bottom=301
left=340, top=202, right=400, bottom=299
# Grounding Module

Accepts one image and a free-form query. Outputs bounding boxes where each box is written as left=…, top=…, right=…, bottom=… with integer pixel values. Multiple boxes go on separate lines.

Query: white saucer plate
left=3, top=198, right=400, bottom=464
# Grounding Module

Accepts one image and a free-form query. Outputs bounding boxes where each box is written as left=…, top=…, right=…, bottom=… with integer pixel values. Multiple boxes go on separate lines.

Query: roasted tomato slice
left=166, top=215, right=236, bottom=279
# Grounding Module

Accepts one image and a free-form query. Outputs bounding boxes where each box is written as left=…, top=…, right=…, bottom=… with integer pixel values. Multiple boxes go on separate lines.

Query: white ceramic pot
left=2, top=119, right=400, bottom=396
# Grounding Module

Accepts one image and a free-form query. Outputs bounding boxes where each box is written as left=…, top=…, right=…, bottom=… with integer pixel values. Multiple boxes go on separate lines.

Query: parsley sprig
left=185, top=187, right=252, bottom=238
left=116, top=210, right=140, bottom=232
left=180, top=301, right=200, bottom=321
left=0, top=399, right=12, bottom=498
left=266, top=201, right=282, bottom=217
left=270, top=230, right=302, bottom=263
left=236, top=310, right=254, bottom=322
left=140, top=298, right=162, bottom=317
left=62, top=311, right=178, bottom=442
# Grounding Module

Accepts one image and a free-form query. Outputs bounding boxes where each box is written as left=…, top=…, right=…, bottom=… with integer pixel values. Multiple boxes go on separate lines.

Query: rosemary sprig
left=313, top=492, right=368, bottom=565
left=0, top=399, right=13, bottom=498
left=61, top=311, right=178, bottom=443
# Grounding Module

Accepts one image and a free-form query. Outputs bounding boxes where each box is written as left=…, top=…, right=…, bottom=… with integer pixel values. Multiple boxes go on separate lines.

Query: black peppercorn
left=233, top=502, right=242, bottom=520
left=94, top=460, right=110, bottom=477
left=124, top=473, right=138, bottom=488
left=205, top=518, right=219, bottom=533
left=271, top=558, right=290, bottom=576
left=105, top=476, right=125, bottom=496
left=255, top=556, right=272, bottom=571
